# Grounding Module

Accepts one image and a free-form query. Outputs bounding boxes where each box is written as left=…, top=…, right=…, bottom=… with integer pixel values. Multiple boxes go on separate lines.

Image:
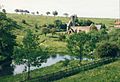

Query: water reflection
left=13, top=54, right=92, bottom=75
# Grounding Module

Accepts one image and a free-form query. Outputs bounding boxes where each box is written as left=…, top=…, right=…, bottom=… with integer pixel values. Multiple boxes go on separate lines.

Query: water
left=13, top=54, right=92, bottom=75
left=13, top=54, right=73, bottom=75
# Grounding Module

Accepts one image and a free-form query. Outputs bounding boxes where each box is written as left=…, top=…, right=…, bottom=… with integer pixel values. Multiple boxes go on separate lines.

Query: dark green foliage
left=78, top=19, right=94, bottom=26
left=21, top=19, right=26, bottom=24
left=54, top=20, right=62, bottom=30
left=67, top=32, right=89, bottom=64
left=46, top=11, right=50, bottom=15
left=0, top=12, right=18, bottom=76
left=60, top=23, right=67, bottom=30
left=35, top=23, right=39, bottom=29
left=13, top=29, right=49, bottom=79
left=58, top=33, right=66, bottom=41
left=0, top=12, right=17, bottom=59
left=95, top=42, right=119, bottom=58
left=41, top=27, right=50, bottom=36
left=62, top=58, right=70, bottom=67
left=52, top=11, right=58, bottom=16
left=2, top=9, right=6, bottom=14
left=42, top=24, right=47, bottom=27
left=47, top=24, right=55, bottom=29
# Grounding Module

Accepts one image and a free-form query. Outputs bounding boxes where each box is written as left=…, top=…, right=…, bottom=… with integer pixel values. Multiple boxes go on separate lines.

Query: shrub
left=41, top=27, right=50, bottom=36
left=47, top=24, right=55, bottom=29
left=21, top=19, right=26, bottom=24
left=95, top=41, right=120, bottom=58
left=62, top=58, right=70, bottom=67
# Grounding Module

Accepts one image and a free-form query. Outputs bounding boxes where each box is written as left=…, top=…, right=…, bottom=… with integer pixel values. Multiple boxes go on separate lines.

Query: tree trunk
left=79, top=49, right=82, bottom=65
left=79, top=55, right=82, bottom=65
left=27, top=63, right=30, bottom=80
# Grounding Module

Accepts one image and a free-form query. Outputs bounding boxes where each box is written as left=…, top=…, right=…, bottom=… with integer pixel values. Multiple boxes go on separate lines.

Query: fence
left=23, top=57, right=118, bottom=82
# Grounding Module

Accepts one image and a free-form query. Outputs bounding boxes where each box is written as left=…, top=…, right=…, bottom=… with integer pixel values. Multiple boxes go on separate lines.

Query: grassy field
left=1, top=59, right=120, bottom=82
left=0, top=13, right=117, bottom=82
left=55, top=59, right=120, bottom=82
left=6, top=13, right=115, bottom=54
left=0, top=60, right=91, bottom=82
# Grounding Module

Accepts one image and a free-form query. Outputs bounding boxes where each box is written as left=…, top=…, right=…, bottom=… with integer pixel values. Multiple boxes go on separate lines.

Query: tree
left=2, top=9, right=6, bottom=14
left=36, top=11, right=39, bottom=15
left=54, top=20, right=62, bottom=31
left=15, top=9, right=19, bottom=13
left=63, top=13, right=69, bottom=17
left=52, top=11, right=58, bottom=16
left=95, top=41, right=119, bottom=58
left=46, top=11, right=50, bottom=16
left=67, top=32, right=89, bottom=64
left=13, top=30, right=49, bottom=79
left=0, top=12, right=18, bottom=75
left=41, top=27, right=50, bottom=36
left=85, top=29, right=108, bottom=57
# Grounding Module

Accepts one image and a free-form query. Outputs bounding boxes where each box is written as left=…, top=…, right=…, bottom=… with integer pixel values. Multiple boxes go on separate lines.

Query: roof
left=71, top=26, right=90, bottom=32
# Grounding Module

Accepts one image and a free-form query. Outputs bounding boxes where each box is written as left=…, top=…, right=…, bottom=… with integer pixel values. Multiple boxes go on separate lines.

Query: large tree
left=0, top=12, right=18, bottom=76
left=52, top=11, right=58, bottom=16
left=14, top=30, right=49, bottom=79
left=85, top=29, right=109, bottom=56
left=67, top=32, right=89, bottom=64
left=46, top=11, right=50, bottom=16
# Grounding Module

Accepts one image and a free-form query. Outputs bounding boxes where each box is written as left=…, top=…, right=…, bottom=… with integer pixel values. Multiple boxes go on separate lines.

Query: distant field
left=7, top=13, right=115, bottom=27
left=55, top=60, right=120, bottom=82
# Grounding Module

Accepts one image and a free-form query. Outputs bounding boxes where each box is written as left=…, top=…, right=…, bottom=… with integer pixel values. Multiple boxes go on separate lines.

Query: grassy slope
left=55, top=60, right=120, bottom=82
left=0, top=60, right=90, bottom=82
left=6, top=13, right=115, bottom=54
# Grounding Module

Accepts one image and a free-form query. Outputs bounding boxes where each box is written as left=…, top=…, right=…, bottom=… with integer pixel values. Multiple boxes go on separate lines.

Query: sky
left=0, top=0, right=119, bottom=18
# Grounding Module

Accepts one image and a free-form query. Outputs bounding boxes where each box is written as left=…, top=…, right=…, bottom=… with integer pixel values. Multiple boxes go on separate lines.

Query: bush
left=41, top=27, right=50, bottom=36
left=47, top=24, right=55, bottom=29
left=21, top=19, right=26, bottom=24
left=95, top=41, right=120, bottom=58
left=62, top=58, right=70, bottom=67
left=78, top=20, right=94, bottom=26
left=42, top=24, right=47, bottom=27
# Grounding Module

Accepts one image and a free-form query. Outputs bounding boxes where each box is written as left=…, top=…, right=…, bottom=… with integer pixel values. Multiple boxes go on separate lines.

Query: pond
left=13, top=54, right=92, bottom=75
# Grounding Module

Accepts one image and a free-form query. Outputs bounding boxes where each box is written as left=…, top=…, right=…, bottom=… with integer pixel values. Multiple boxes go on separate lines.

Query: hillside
left=7, top=13, right=114, bottom=27
left=6, top=13, right=115, bottom=54
left=55, top=59, right=120, bottom=82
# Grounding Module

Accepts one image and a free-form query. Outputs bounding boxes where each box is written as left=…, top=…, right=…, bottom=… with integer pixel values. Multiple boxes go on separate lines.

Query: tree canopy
left=13, top=29, right=49, bottom=79
left=67, top=32, right=89, bottom=64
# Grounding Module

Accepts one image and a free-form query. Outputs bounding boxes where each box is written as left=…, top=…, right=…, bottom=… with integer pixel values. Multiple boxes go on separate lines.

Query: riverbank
left=0, top=59, right=92, bottom=82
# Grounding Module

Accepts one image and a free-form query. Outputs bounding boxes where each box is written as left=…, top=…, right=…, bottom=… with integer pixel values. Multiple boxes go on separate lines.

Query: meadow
left=55, top=59, right=120, bottom=82
left=7, top=13, right=115, bottom=54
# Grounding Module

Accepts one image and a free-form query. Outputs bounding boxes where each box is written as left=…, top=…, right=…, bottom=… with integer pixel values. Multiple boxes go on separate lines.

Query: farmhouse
left=67, top=24, right=102, bottom=34
left=66, top=15, right=102, bottom=34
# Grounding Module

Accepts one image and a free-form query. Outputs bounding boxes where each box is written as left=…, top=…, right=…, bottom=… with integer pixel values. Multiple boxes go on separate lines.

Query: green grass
left=6, top=13, right=115, bottom=54
left=55, top=59, right=120, bottom=82
left=0, top=60, right=91, bottom=82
